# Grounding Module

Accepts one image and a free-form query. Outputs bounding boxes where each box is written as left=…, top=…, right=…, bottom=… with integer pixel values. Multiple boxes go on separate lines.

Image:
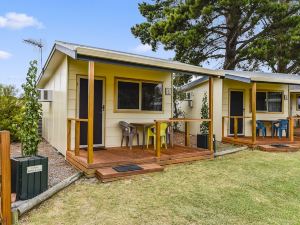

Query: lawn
left=21, top=150, right=300, bottom=225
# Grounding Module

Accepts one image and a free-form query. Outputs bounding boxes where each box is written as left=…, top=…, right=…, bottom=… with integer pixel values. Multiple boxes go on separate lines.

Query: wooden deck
left=66, top=145, right=213, bottom=177
left=222, top=136, right=300, bottom=150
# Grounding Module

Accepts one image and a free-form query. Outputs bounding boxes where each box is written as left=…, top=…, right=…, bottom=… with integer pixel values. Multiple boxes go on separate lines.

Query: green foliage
left=132, top=0, right=300, bottom=71
left=200, top=92, right=209, bottom=134
left=20, top=60, right=42, bottom=156
left=0, top=84, right=23, bottom=141
left=244, top=1, right=300, bottom=73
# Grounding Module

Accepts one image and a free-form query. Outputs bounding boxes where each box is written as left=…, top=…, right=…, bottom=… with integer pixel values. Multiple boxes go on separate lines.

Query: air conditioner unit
left=38, top=89, right=53, bottom=102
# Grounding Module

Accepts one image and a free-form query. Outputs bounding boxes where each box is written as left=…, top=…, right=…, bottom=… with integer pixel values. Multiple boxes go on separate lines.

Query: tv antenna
left=23, top=38, right=44, bottom=73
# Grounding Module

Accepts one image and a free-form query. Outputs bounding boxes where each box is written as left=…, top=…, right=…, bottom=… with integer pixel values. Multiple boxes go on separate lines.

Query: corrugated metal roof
left=179, top=70, right=300, bottom=91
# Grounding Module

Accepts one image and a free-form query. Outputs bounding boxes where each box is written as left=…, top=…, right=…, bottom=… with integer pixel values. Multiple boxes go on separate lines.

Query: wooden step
left=96, top=163, right=164, bottom=182
left=258, top=144, right=300, bottom=152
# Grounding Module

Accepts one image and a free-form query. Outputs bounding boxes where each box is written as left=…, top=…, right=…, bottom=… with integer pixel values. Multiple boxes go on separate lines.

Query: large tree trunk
left=224, top=7, right=242, bottom=70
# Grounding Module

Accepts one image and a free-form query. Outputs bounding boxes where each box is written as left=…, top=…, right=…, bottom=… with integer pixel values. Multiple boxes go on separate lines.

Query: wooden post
left=290, top=117, right=294, bottom=142
left=234, top=117, right=238, bottom=139
left=208, top=77, right=214, bottom=152
left=67, top=119, right=71, bottom=152
left=252, top=82, right=257, bottom=144
left=0, top=131, right=12, bottom=225
left=87, top=61, right=94, bottom=164
left=185, top=121, right=190, bottom=146
left=222, top=116, right=225, bottom=139
left=75, top=120, right=80, bottom=156
left=155, top=121, right=161, bottom=157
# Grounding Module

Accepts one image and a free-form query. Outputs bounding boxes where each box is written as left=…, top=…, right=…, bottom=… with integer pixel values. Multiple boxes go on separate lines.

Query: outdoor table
left=130, top=122, right=155, bottom=149
left=258, top=119, right=287, bottom=137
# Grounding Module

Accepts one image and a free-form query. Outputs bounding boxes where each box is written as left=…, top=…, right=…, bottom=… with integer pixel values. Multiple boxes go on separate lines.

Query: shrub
left=0, top=84, right=23, bottom=141
left=20, top=60, right=42, bottom=156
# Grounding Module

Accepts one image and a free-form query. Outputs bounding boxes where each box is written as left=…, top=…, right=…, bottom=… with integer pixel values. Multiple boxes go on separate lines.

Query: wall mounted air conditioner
left=184, top=92, right=193, bottom=108
left=38, top=89, right=53, bottom=102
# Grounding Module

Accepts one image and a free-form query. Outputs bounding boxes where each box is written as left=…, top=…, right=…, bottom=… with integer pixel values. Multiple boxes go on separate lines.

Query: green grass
left=21, top=150, right=300, bottom=225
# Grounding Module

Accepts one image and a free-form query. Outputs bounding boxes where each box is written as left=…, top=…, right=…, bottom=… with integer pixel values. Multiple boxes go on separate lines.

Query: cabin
left=180, top=71, right=300, bottom=151
left=37, top=41, right=222, bottom=179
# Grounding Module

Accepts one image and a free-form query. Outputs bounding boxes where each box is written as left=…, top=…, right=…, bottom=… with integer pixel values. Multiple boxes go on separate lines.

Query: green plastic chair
left=146, top=123, right=168, bottom=150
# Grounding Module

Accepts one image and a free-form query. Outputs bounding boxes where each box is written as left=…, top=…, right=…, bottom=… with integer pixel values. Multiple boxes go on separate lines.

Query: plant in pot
left=197, top=92, right=216, bottom=150
left=11, top=60, right=48, bottom=200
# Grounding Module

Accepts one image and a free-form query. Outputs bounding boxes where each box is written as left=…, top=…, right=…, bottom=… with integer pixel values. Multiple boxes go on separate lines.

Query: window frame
left=114, top=77, right=164, bottom=113
left=296, top=94, right=300, bottom=111
left=256, top=90, right=284, bottom=113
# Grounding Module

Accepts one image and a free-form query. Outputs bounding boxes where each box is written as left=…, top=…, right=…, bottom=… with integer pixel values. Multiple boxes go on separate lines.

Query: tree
left=199, top=92, right=209, bottom=134
left=245, top=0, right=300, bottom=73
left=131, top=0, right=300, bottom=70
left=0, top=84, right=23, bottom=141
left=20, top=60, right=42, bottom=156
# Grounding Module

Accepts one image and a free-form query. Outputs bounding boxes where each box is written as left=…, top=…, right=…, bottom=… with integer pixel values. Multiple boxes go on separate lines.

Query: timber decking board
left=67, top=145, right=212, bottom=177
left=96, top=163, right=164, bottom=182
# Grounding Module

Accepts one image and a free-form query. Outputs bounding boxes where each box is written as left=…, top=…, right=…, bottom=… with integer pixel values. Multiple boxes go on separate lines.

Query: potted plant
left=11, top=60, right=48, bottom=200
left=197, top=92, right=215, bottom=150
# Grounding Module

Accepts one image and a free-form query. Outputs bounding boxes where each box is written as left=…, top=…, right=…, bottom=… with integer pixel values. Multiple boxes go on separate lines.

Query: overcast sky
left=0, top=0, right=179, bottom=90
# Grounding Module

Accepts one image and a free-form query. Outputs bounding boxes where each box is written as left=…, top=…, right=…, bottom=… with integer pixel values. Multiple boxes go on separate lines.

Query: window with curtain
left=255, top=91, right=282, bottom=112
left=116, top=79, right=163, bottom=112
left=142, top=83, right=163, bottom=111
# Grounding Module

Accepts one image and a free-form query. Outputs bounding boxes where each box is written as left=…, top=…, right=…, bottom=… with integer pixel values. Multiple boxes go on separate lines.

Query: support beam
left=184, top=121, right=190, bottom=146
left=155, top=121, right=161, bottom=157
left=67, top=119, right=71, bottom=152
left=0, top=131, right=12, bottom=225
left=289, top=117, right=294, bottom=142
left=234, top=117, right=238, bottom=139
left=87, top=61, right=94, bottom=164
left=252, top=82, right=256, bottom=144
left=208, top=77, right=214, bottom=152
left=75, top=120, right=80, bottom=156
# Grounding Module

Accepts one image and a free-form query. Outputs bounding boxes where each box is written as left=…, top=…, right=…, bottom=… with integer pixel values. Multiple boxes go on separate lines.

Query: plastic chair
left=146, top=123, right=168, bottom=150
left=256, top=121, right=267, bottom=137
left=276, top=119, right=289, bottom=138
left=119, top=121, right=139, bottom=150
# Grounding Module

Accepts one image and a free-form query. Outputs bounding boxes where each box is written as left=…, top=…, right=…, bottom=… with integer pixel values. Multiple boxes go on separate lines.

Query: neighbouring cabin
left=180, top=71, right=300, bottom=150
left=38, top=41, right=221, bottom=178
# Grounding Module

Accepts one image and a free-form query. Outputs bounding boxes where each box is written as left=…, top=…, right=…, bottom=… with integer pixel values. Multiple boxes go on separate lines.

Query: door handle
left=102, top=105, right=105, bottom=111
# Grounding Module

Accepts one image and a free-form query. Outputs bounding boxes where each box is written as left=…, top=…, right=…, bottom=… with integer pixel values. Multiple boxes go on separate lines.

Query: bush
left=0, top=84, right=23, bottom=141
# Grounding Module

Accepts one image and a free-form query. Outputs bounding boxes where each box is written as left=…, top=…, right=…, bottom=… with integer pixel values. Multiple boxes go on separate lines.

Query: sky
left=0, top=0, right=176, bottom=90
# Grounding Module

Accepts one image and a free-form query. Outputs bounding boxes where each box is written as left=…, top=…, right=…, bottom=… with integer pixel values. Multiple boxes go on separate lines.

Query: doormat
left=113, top=164, right=143, bottom=172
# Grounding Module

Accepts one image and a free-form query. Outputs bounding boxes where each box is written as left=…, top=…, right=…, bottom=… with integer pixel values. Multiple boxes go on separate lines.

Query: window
left=142, top=83, right=163, bottom=111
left=116, top=79, right=163, bottom=112
left=297, top=95, right=300, bottom=111
left=117, top=81, right=140, bottom=109
left=256, top=91, right=282, bottom=112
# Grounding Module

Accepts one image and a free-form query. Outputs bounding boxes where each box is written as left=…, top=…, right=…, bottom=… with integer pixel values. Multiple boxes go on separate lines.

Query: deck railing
left=67, top=118, right=88, bottom=156
left=222, top=116, right=295, bottom=143
left=0, top=131, right=12, bottom=225
left=222, top=116, right=252, bottom=139
left=154, top=118, right=213, bottom=157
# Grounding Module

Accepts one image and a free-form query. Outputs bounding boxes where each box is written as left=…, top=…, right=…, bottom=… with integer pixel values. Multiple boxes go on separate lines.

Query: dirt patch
left=11, top=141, right=78, bottom=188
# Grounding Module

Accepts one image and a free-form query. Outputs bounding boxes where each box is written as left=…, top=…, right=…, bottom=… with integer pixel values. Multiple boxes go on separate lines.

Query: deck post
left=234, top=117, right=238, bottom=139
left=155, top=121, right=161, bottom=157
left=75, top=120, right=80, bottom=156
left=67, top=119, right=71, bottom=152
left=0, top=131, right=12, bottom=225
left=252, top=82, right=257, bottom=144
left=87, top=61, right=94, bottom=164
left=208, top=77, right=214, bottom=152
left=222, top=116, right=224, bottom=139
left=185, top=121, right=190, bottom=146
left=289, top=117, right=294, bottom=142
